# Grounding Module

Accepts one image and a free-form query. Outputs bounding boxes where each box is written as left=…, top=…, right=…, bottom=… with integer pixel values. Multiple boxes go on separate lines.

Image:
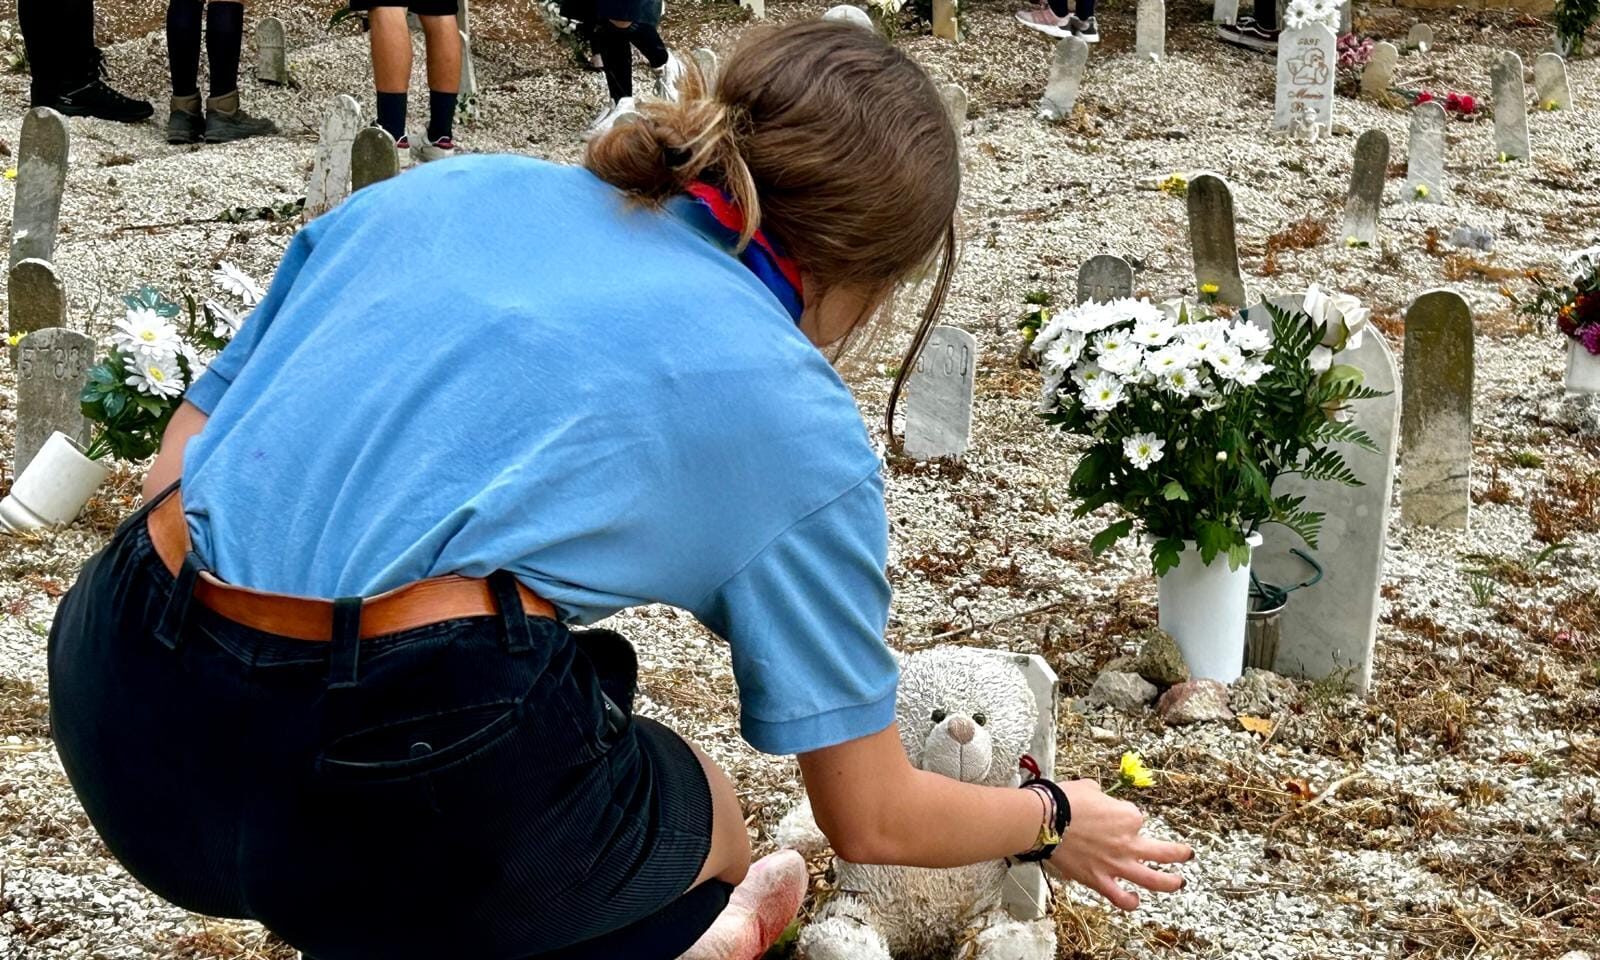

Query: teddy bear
left=773, top=646, right=1057, bottom=960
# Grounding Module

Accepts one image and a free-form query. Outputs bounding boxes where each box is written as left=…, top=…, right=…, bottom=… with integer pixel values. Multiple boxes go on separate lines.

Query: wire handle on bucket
left=1250, top=548, right=1324, bottom=610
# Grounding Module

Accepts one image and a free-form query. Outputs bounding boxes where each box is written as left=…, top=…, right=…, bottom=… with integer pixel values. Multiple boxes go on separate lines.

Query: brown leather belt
left=146, top=492, right=558, bottom=642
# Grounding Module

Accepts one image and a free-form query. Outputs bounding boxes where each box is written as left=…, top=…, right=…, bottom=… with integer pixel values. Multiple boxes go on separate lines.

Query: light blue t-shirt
left=181, top=156, right=897, bottom=755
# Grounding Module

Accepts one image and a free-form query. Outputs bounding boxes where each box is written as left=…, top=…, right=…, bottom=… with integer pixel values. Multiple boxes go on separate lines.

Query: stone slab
left=305, top=94, right=364, bottom=219
left=904, top=325, right=976, bottom=461
left=1136, top=0, right=1165, bottom=61
left=1490, top=50, right=1530, bottom=161
left=1400, top=289, right=1474, bottom=530
left=351, top=126, right=399, bottom=192
left=255, top=16, right=288, bottom=85
left=1274, top=23, right=1337, bottom=134
left=1039, top=36, right=1088, bottom=122
left=1187, top=172, right=1247, bottom=307
left=973, top=649, right=1058, bottom=921
left=14, top=327, right=94, bottom=476
left=1404, top=101, right=1446, bottom=202
left=9, top=107, right=69, bottom=271
left=1532, top=52, right=1571, bottom=111
left=1406, top=22, right=1435, bottom=52
left=1076, top=254, right=1134, bottom=304
left=1340, top=129, right=1390, bottom=247
left=1361, top=41, right=1399, bottom=98
left=933, top=0, right=958, bottom=40
left=7, top=258, right=66, bottom=339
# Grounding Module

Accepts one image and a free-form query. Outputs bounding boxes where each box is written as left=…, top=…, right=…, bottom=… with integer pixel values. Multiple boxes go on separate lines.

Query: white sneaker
left=654, top=52, right=686, bottom=103
left=583, top=96, right=637, bottom=141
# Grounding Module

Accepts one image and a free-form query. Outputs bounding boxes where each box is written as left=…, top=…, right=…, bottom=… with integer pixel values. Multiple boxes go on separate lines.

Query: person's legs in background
left=367, top=5, right=413, bottom=148
left=1218, top=0, right=1281, bottom=51
left=1015, top=0, right=1097, bottom=42
left=202, top=0, right=278, bottom=142
left=165, top=0, right=205, bottom=141
left=20, top=0, right=153, bottom=121
left=626, top=22, right=683, bottom=102
left=587, top=18, right=637, bottom=138
left=413, top=13, right=461, bottom=160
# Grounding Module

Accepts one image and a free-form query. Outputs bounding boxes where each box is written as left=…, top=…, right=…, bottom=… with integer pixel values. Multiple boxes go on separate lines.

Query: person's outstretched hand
left=1047, top=778, right=1193, bottom=911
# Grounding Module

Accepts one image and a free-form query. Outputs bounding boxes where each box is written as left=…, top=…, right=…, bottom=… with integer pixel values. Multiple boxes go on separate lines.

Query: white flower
left=112, top=307, right=182, bottom=360
left=1564, top=244, right=1600, bottom=283
left=1104, top=297, right=1166, bottom=327
left=1096, top=338, right=1145, bottom=377
left=1303, top=285, right=1369, bottom=351
left=123, top=352, right=186, bottom=398
left=1159, top=366, right=1201, bottom=397
left=1232, top=359, right=1274, bottom=386
left=1060, top=300, right=1135, bottom=334
left=1309, top=345, right=1335, bottom=374
left=204, top=300, right=243, bottom=340
left=1182, top=320, right=1229, bottom=362
left=1209, top=344, right=1250, bottom=381
left=1144, top=342, right=1197, bottom=376
left=1202, top=392, right=1226, bottom=411
left=1131, top=317, right=1176, bottom=347
left=1071, top=362, right=1106, bottom=389
left=1226, top=321, right=1272, bottom=353
left=1216, top=451, right=1229, bottom=462
left=1042, top=331, right=1086, bottom=373
left=1081, top=378, right=1126, bottom=411
left=1123, top=433, right=1166, bottom=470
left=213, top=261, right=265, bottom=306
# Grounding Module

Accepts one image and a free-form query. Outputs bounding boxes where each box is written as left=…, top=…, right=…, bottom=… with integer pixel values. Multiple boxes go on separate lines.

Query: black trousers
left=48, top=489, right=727, bottom=959
left=17, top=0, right=97, bottom=100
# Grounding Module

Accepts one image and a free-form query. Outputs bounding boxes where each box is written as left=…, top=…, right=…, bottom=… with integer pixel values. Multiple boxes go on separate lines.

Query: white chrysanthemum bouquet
left=78, top=264, right=258, bottom=462
left=1033, top=290, right=1384, bottom=576
left=1284, top=0, right=1346, bottom=32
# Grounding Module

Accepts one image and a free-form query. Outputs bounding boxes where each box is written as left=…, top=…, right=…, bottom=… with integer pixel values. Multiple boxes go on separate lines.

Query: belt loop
left=489, top=571, right=534, bottom=654
left=154, top=551, right=204, bottom=652
left=327, top=597, right=364, bottom=690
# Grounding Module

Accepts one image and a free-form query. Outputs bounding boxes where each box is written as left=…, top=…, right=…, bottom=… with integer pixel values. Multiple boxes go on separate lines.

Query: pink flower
left=1581, top=323, right=1600, bottom=356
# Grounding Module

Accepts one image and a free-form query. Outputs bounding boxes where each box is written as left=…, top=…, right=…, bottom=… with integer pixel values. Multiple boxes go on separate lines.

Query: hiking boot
left=583, top=96, right=637, bottom=141
left=1068, top=14, right=1100, bottom=42
left=1015, top=2, right=1071, bottom=38
left=1217, top=16, right=1280, bottom=52
left=166, top=95, right=205, bottom=144
left=55, top=50, right=154, bottom=123
left=653, top=51, right=686, bottom=103
left=204, top=91, right=279, bottom=143
left=410, top=135, right=457, bottom=163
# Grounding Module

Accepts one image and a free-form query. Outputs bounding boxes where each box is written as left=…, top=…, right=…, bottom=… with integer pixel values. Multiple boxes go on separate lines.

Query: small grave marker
left=940, top=82, right=968, bottom=135
left=1404, top=101, right=1446, bottom=202
left=1401, top=289, right=1474, bottom=531
left=1136, top=0, right=1165, bottom=61
left=255, top=16, right=288, bottom=85
left=459, top=30, right=478, bottom=111
left=975, top=648, right=1058, bottom=919
left=1360, top=41, right=1399, bottom=98
left=9, top=107, right=70, bottom=271
left=1187, top=172, right=1247, bottom=307
left=1532, top=53, right=1571, bottom=111
left=351, top=127, right=399, bottom=192
left=1406, top=23, right=1434, bottom=53
left=1340, top=129, right=1390, bottom=248
left=691, top=48, right=719, bottom=89
left=1256, top=312, right=1399, bottom=696
left=740, top=0, right=766, bottom=19
left=14, top=327, right=94, bottom=476
left=1039, top=36, right=1088, bottom=122
left=1274, top=23, right=1336, bottom=136
left=822, top=4, right=872, bottom=28
left=305, top=95, right=364, bottom=218
left=904, top=325, right=976, bottom=461
left=1076, top=254, right=1134, bottom=304
left=7, top=258, right=66, bottom=340
left=1213, top=0, right=1238, bottom=23
left=933, top=0, right=958, bottom=40
left=1490, top=51, right=1530, bottom=161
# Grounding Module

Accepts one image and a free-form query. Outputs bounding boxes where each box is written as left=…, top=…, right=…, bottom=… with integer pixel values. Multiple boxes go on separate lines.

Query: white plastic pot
left=1566, top=340, right=1600, bottom=396
left=1155, top=532, right=1263, bottom=684
left=0, top=431, right=111, bottom=532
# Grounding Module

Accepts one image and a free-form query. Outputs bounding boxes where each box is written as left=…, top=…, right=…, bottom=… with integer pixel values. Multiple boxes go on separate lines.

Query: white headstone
left=1213, top=0, right=1239, bottom=23
left=822, top=4, right=873, bottom=28
left=1404, top=101, right=1446, bottom=203
left=1136, top=0, right=1165, bottom=61
left=973, top=648, right=1058, bottom=921
left=305, top=95, right=364, bottom=219
left=933, top=0, right=958, bottom=40
left=14, top=327, right=94, bottom=476
left=459, top=29, right=478, bottom=110
left=1360, top=41, right=1399, bottom=98
left=1338, top=0, right=1352, bottom=35
left=1532, top=53, right=1572, bottom=111
left=1039, top=36, right=1089, bottom=122
left=940, top=82, right=968, bottom=135
left=1187, top=172, right=1247, bottom=307
left=1406, top=23, right=1434, bottom=53
left=1340, top=129, right=1390, bottom=247
left=904, top=326, right=976, bottom=461
left=1076, top=254, right=1134, bottom=304
left=351, top=126, right=399, bottom=192
left=1490, top=51, right=1530, bottom=161
left=1401, top=289, right=1474, bottom=530
left=10, top=107, right=69, bottom=271
left=255, top=16, right=288, bottom=85
left=1254, top=311, right=1399, bottom=696
left=1274, top=24, right=1337, bottom=136
left=691, top=48, right=719, bottom=91
left=7, top=258, right=66, bottom=341
left=741, top=0, right=766, bottom=19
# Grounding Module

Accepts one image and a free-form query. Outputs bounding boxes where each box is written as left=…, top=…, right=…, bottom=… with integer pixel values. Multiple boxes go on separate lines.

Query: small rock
left=1085, top=671, right=1158, bottom=713
left=1447, top=224, right=1493, bottom=252
left=1557, top=952, right=1592, bottom=960
left=1089, top=725, right=1119, bottom=742
left=1102, top=654, right=1138, bottom=674
left=1131, top=628, right=1189, bottom=687
left=1231, top=668, right=1299, bottom=717
left=1158, top=679, right=1234, bottom=725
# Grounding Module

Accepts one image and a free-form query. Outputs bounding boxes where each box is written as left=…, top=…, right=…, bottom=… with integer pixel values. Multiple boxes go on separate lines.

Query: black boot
left=55, top=49, right=155, bottom=123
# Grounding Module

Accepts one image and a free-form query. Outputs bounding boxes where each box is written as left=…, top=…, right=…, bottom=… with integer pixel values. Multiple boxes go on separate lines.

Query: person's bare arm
left=797, top=724, right=1191, bottom=910
left=143, top=401, right=209, bottom=500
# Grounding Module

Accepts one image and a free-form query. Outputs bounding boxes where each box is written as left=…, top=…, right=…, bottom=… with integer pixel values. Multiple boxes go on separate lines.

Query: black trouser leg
left=18, top=0, right=96, bottom=101
left=166, top=0, right=203, bottom=97
left=205, top=1, right=245, bottom=99
left=1254, top=0, right=1277, bottom=29
left=627, top=22, right=669, bottom=70
left=596, top=20, right=632, bottom=102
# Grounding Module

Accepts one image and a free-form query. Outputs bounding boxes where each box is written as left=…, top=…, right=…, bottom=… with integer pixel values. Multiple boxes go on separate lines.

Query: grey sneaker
left=653, top=51, right=686, bottom=102
left=166, top=95, right=204, bottom=144
left=204, top=91, right=279, bottom=143
left=1069, top=14, right=1100, bottom=42
left=410, top=136, right=457, bottom=163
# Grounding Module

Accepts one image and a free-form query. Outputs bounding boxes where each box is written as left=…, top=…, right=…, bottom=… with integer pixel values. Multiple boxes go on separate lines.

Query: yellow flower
left=1200, top=282, right=1220, bottom=296
left=1414, top=184, right=1430, bottom=199
left=5, top=332, right=22, bottom=347
left=1119, top=751, right=1155, bottom=789
left=3, top=168, right=15, bottom=181
left=1543, top=100, right=1559, bottom=112
left=1158, top=174, right=1189, bottom=197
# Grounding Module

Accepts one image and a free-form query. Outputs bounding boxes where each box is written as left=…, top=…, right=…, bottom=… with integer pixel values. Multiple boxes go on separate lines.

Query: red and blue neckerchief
left=685, top=182, right=804, bottom=322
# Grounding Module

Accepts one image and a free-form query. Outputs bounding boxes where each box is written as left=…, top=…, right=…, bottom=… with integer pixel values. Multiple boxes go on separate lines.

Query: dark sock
left=166, top=0, right=204, bottom=98
left=205, top=1, right=245, bottom=99
left=597, top=22, right=632, bottom=102
left=628, top=23, right=669, bottom=70
left=376, top=91, right=408, bottom=141
left=426, top=90, right=457, bottom=143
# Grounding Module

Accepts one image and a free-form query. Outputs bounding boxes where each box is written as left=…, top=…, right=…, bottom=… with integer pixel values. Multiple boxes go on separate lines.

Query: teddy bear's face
left=894, top=647, right=1036, bottom=787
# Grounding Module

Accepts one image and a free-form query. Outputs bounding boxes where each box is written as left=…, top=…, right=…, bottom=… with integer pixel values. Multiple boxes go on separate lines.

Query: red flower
left=1559, top=304, right=1580, bottom=337
left=1415, top=91, right=1435, bottom=104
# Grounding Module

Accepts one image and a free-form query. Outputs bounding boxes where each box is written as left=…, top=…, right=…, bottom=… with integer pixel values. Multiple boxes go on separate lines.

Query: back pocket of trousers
left=317, top=700, right=521, bottom=781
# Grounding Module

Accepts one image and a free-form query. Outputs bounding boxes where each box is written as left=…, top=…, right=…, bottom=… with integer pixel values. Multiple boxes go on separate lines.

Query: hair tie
left=662, top=144, right=692, bottom=169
